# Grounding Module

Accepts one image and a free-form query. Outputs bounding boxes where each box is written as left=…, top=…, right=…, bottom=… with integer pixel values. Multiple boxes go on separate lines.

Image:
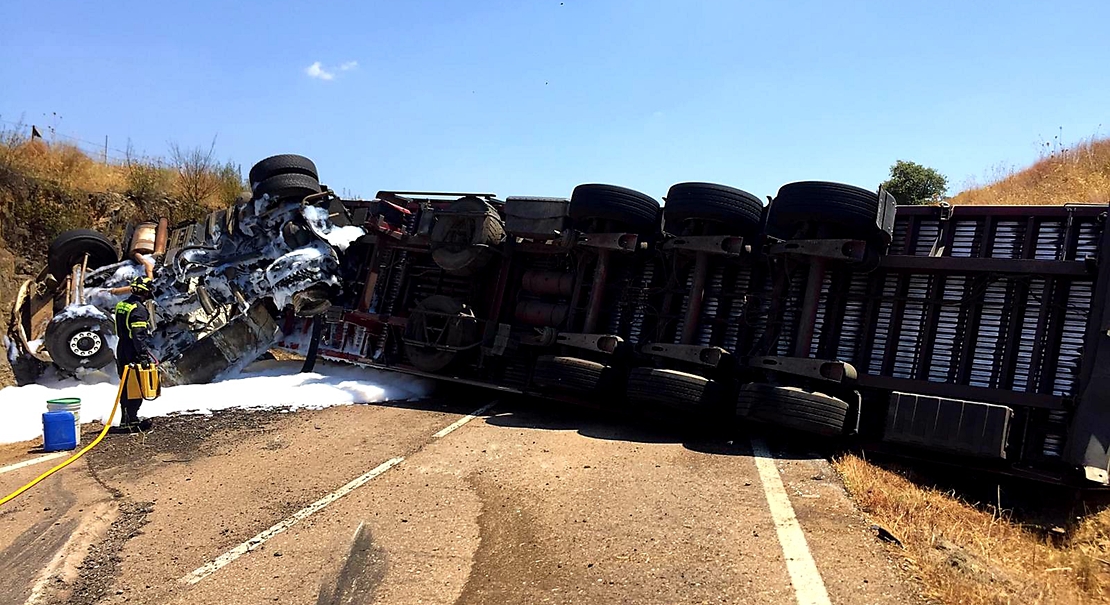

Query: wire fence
left=0, top=117, right=158, bottom=165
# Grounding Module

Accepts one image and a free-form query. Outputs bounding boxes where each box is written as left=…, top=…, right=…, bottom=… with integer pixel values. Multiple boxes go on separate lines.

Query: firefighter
left=110, top=276, right=156, bottom=432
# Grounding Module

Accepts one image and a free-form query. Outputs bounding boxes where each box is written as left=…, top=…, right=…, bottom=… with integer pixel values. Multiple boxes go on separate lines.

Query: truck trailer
left=270, top=159, right=1110, bottom=486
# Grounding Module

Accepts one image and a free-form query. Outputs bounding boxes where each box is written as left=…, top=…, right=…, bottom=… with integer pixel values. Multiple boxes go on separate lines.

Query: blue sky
left=1, top=0, right=1107, bottom=202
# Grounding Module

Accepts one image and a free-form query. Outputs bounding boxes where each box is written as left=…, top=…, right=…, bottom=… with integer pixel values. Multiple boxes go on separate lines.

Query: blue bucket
left=43, top=411, right=78, bottom=452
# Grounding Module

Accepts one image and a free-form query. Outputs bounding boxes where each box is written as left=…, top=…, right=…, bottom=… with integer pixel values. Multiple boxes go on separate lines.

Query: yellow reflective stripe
left=114, top=302, right=147, bottom=338
left=117, top=304, right=137, bottom=338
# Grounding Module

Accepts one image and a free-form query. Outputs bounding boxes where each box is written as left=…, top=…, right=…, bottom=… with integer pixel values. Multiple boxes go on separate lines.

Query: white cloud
left=305, top=61, right=334, bottom=81
left=339, top=60, right=359, bottom=71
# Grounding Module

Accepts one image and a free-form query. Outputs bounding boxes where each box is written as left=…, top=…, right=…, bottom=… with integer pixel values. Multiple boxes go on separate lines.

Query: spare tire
left=663, top=182, right=764, bottom=237
left=766, top=181, right=893, bottom=243
left=254, top=173, right=322, bottom=202
left=44, top=314, right=116, bottom=374
left=430, top=197, right=505, bottom=276
left=570, top=184, right=660, bottom=234
left=738, top=383, right=849, bottom=436
left=47, top=229, right=119, bottom=281
left=249, top=154, right=318, bottom=188
left=403, top=295, right=480, bottom=373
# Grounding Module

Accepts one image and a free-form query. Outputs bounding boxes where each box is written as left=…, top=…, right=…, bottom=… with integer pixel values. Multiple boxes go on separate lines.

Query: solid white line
left=750, top=436, right=832, bottom=605
left=179, top=457, right=404, bottom=585
left=0, top=452, right=67, bottom=476
left=432, top=401, right=496, bottom=439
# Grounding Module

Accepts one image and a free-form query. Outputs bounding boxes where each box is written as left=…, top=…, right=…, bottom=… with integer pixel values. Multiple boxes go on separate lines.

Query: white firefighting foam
left=0, top=360, right=434, bottom=446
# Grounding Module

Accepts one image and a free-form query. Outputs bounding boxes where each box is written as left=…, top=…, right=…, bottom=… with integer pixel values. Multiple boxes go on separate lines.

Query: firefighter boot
left=109, top=404, right=136, bottom=434
left=126, top=402, right=153, bottom=431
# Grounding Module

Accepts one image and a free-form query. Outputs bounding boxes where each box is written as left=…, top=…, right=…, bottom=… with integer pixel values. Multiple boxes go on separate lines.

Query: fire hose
left=0, top=364, right=154, bottom=508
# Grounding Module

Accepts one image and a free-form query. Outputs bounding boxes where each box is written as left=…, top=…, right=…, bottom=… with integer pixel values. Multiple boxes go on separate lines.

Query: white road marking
left=180, top=457, right=404, bottom=585
left=0, top=452, right=67, bottom=476
left=180, top=401, right=495, bottom=586
left=750, top=436, right=832, bottom=605
left=433, top=401, right=496, bottom=438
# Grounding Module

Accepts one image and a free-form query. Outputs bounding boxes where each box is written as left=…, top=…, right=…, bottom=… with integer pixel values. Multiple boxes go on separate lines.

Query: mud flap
left=301, top=315, right=323, bottom=373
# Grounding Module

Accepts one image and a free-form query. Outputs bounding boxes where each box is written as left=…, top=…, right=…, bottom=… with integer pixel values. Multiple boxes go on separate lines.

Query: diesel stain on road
left=316, top=521, right=388, bottom=605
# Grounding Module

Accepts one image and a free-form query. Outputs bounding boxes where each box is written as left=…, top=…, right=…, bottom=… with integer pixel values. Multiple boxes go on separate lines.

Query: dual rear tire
left=766, top=181, right=895, bottom=246
left=570, top=184, right=660, bottom=234
left=663, top=182, right=764, bottom=237
left=737, top=383, right=849, bottom=437
left=249, top=154, right=322, bottom=202
left=531, top=363, right=851, bottom=438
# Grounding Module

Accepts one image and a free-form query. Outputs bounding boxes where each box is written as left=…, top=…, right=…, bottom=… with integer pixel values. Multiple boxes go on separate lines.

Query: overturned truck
left=272, top=167, right=1110, bottom=486
left=6, top=155, right=360, bottom=386
left=10, top=153, right=1110, bottom=486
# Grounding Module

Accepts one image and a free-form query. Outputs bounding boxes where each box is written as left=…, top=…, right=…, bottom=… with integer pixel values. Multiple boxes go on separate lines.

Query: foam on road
left=0, top=360, right=434, bottom=445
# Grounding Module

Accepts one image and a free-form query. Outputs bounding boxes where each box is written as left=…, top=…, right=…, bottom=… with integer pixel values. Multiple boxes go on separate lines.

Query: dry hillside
left=953, top=136, right=1110, bottom=206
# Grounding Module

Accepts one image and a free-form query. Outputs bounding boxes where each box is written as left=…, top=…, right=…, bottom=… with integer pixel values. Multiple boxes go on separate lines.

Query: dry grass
left=834, top=454, right=1110, bottom=604
left=0, top=137, right=129, bottom=194
left=0, top=125, right=240, bottom=210
left=954, top=137, right=1110, bottom=206
left=0, top=127, right=242, bottom=262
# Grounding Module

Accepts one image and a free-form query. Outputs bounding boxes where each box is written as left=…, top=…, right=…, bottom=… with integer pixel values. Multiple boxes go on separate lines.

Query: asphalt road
left=0, top=395, right=922, bottom=605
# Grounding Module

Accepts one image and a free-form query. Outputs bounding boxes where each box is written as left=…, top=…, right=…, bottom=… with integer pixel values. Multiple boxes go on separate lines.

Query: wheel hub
left=69, top=331, right=102, bottom=357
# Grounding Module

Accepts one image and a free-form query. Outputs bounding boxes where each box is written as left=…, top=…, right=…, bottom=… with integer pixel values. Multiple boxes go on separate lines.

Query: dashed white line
left=750, top=436, right=832, bottom=605
left=180, top=401, right=495, bottom=586
left=180, top=456, right=404, bottom=585
left=0, top=452, right=67, bottom=476
left=433, top=401, right=496, bottom=438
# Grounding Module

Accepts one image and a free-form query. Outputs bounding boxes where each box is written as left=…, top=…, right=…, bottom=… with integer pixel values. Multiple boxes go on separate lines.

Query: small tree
left=169, top=139, right=219, bottom=208
left=124, top=140, right=172, bottom=203
left=214, top=160, right=245, bottom=206
left=883, top=160, right=948, bottom=205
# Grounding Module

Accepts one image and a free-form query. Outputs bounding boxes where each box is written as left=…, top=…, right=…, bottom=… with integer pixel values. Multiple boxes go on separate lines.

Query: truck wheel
left=766, top=181, right=893, bottom=242
left=249, top=154, right=318, bottom=188
left=430, top=197, right=505, bottom=276
left=570, top=184, right=661, bottom=234
left=738, top=383, right=849, bottom=436
left=47, top=229, right=119, bottom=281
left=627, top=367, right=711, bottom=409
left=44, top=315, right=116, bottom=375
left=403, top=295, right=479, bottom=373
left=663, top=182, right=764, bottom=237
left=254, top=173, right=322, bottom=202
left=532, top=356, right=607, bottom=393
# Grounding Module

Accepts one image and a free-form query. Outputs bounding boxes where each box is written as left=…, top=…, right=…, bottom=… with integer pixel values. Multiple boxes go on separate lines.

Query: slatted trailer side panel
left=770, top=204, right=1110, bottom=480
